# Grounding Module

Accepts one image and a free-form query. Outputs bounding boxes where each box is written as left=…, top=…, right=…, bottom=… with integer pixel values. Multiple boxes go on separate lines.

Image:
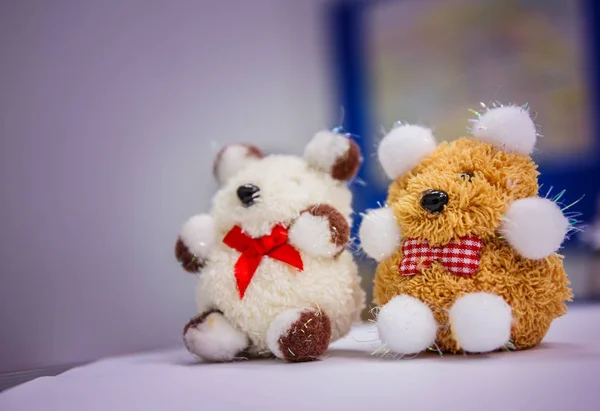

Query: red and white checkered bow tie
left=399, top=236, right=483, bottom=277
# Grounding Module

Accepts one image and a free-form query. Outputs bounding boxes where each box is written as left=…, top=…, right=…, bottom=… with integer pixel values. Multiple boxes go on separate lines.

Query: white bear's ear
left=470, top=105, right=537, bottom=155
left=377, top=124, right=437, bottom=180
left=304, top=130, right=362, bottom=181
left=213, top=144, right=263, bottom=185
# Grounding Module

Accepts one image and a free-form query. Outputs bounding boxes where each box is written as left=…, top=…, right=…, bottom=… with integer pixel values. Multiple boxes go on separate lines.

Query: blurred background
left=1, top=0, right=599, bottom=390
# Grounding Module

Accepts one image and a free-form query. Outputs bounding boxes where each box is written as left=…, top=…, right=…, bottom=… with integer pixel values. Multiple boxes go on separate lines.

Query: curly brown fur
left=388, top=138, right=539, bottom=246
left=374, top=138, right=572, bottom=352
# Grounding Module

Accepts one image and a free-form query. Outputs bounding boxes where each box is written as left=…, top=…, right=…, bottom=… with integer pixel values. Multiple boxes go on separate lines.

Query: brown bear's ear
left=213, top=144, right=263, bottom=185
left=470, top=104, right=537, bottom=155
left=378, top=124, right=437, bottom=180
left=304, top=130, right=362, bottom=181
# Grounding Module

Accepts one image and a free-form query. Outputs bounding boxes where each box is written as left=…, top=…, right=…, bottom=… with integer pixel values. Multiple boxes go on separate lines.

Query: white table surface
left=2, top=305, right=600, bottom=411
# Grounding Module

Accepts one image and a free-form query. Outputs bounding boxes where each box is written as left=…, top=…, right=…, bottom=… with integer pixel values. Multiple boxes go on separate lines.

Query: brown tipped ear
left=213, top=144, right=263, bottom=185
left=304, top=130, right=362, bottom=181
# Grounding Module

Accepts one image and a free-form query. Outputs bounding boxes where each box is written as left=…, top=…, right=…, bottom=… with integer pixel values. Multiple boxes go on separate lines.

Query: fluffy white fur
left=376, top=295, right=438, bottom=355
left=500, top=197, right=569, bottom=260
left=180, top=142, right=365, bottom=357
left=183, top=312, right=249, bottom=361
left=180, top=214, right=215, bottom=257
left=194, top=277, right=212, bottom=313
left=203, top=245, right=362, bottom=352
left=359, top=207, right=401, bottom=261
left=450, top=292, right=513, bottom=353
left=289, top=212, right=342, bottom=257
left=266, top=309, right=304, bottom=359
left=214, top=144, right=262, bottom=185
left=471, top=105, right=537, bottom=155
left=378, top=125, right=437, bottom=180
left=304, top=130, right=350, bottom=175
left=211, top=155, right=353, bottom=238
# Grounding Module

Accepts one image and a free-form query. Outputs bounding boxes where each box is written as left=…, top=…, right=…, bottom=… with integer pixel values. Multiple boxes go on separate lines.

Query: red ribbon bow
left=399, top=236, right=483, bottom=277
left=223, top=224, right=304, bottom=299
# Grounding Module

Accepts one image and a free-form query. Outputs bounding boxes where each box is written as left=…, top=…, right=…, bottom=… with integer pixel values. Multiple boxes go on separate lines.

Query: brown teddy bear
left=359, top=104, right=573, bottom=354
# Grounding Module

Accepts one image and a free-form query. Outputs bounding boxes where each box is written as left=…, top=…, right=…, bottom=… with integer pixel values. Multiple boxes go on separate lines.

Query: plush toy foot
left=376, top=295, right=438, bottom=355
left=450, top=292, right=513, bottom=353
left=183, top=310, right=249, bottom=362
left=266, top=308, right=331, bottom=362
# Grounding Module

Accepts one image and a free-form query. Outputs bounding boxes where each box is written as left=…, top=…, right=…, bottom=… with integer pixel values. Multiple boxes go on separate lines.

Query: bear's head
left=210, top=131, right=362, bottom=237
left=378, top=105, right=540, bottom=246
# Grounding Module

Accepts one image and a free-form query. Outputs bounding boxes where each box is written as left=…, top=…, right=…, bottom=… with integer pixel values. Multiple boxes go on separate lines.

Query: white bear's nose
left=237, top=184, right=260, bottom=207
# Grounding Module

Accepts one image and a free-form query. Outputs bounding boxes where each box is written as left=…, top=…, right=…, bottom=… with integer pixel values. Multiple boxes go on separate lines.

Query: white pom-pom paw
left=359, top=207, right=401, bottom=261
left=180, top=214, right=215, bottom=258
left=500, top=197, right=569, bottom=259
left=289, top=213, right=341, bottom=257
left=450, top=292, right=513, bottom=353
left=378, top=124, right=437, bottom=180
left=471, top=105, right=537, bottom=155
left=304, top=130, right=361, bottom=180
left=183, top=312, right=249, bottom=362
left=376, top=295, right=438, bottom=355
left=213, top=144, right=263, bottom=185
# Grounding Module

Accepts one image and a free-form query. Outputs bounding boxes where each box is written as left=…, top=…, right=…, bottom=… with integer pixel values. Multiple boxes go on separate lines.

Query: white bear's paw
left=450, top=292, right=513, bottom=353
left=376, top=295, right=438, bottom=355
left=359, top=207, right=401, bottom=261
left=267, top=308, right=331, bottom=362
left=179, top=214, right=215, bottom=257
left=500, top=197, right=569, bottom=260
left=177, top=214, right=215, bottom=272
left=183, top=311, right=249, bottom=362
left=289, top=204, right=349, bottom=257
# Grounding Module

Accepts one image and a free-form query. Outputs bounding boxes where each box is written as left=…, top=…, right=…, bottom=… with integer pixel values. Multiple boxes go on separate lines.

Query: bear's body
left=201, top=247, right=362, bottom=353
left=177, top=136, right=365, bottom=362
left=360, top=107, right=573, bottom=355
left=374, top=239, right=569, bottom=352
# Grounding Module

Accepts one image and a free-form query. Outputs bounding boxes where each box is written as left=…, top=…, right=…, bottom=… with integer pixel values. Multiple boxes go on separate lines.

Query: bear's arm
left=288, top=204, right=350, bottom=258
left=499, top=197, right=570, bottom=260
left=175, top=214, right=215, bottom=273
left=358, top=207, right=402, bottom=262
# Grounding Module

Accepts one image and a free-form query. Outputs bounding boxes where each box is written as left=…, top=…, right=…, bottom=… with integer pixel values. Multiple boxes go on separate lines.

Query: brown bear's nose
left=420, top=190, right=448, bottom=214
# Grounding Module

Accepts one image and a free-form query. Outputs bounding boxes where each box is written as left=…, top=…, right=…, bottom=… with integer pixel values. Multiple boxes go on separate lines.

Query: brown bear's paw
left=449, top=292, right=513, bottom=353
left=183, top=310, right=249, bottom=362
left=358, top=207, right=401, bottom=262
left=266, top=308, right=332, bottom=362
left=376, top=295, right=438, bottom=355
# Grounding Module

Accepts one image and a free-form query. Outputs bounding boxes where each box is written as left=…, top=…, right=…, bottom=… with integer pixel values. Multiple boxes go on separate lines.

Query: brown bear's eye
left=460, top=172, right=473, bottom=182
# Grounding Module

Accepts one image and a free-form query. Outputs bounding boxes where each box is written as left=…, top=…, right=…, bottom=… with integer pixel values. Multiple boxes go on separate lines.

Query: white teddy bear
left=176, top=131, right=366, bottom=362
